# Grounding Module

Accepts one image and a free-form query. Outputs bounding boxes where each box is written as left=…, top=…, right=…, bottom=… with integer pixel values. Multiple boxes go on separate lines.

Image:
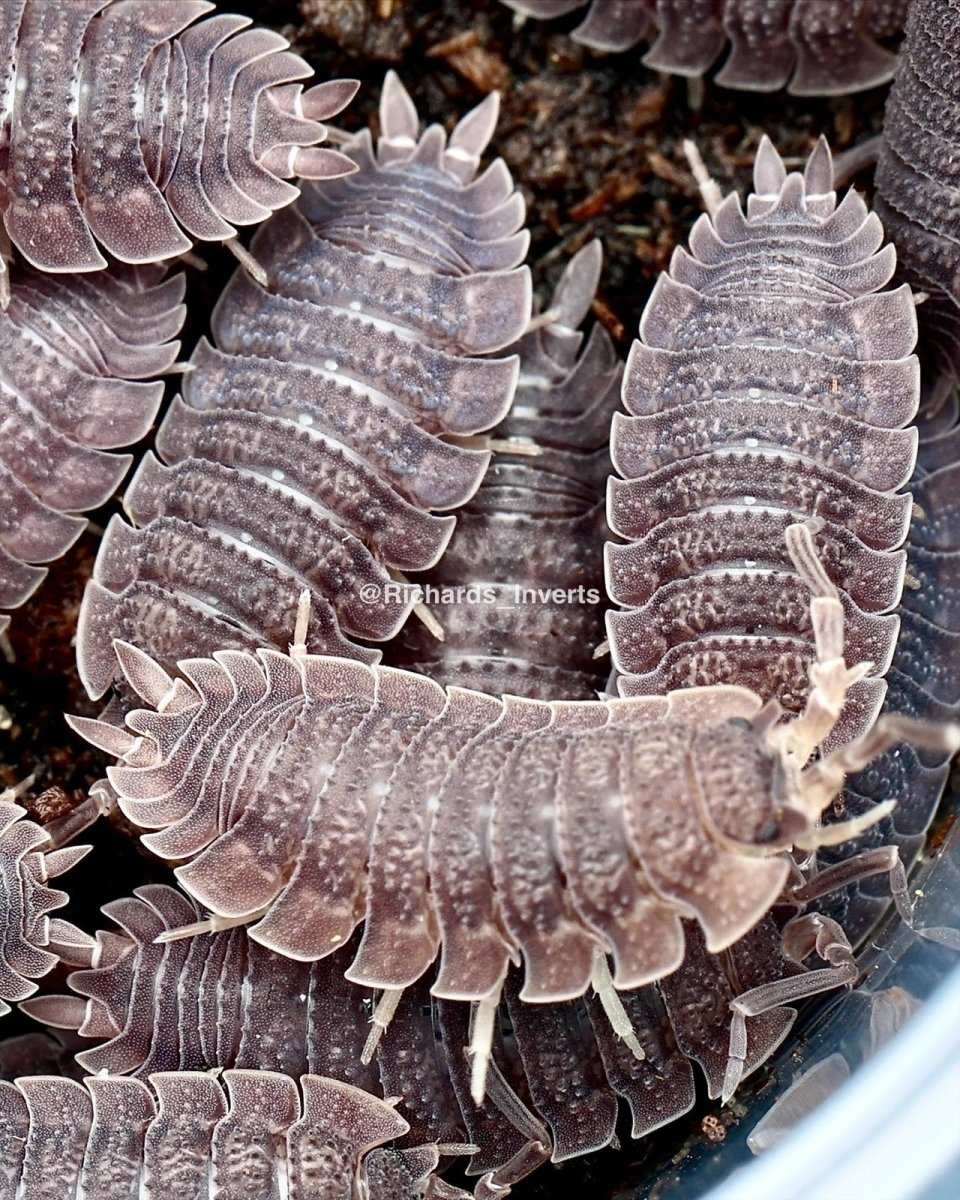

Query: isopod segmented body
left=502, top=0, right=907, bottom=93
left=0, top=800, right=91, bottom=1019
left=606, top=137, right=915, bottom=738
left=389, top=239, right=622, bottom=700
left=0, top=0, right=358, bottom=277
left=0, top=1067, right=462, bottom=1200
left=30, top=882, right=804, bottom=1191
left=0, top=263, right=184, bottom=630
left=607, top=135, right=960, bottom=939
left=876, top=0, right=960, bottom=391
left=76, top=72, right=532, bottom=699
left=67, top=525, right=948, bottom=1157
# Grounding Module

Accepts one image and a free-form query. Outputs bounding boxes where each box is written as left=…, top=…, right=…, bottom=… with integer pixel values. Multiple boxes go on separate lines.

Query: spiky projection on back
left=0, top=0, right=358, bottom=274
left=0, top=264, right=184, bottom=630
left=76, top=72, right=533, bottom=698
left=0, top=801, right=90, bottom=1019
left=502, top=0, right=907, bottom=93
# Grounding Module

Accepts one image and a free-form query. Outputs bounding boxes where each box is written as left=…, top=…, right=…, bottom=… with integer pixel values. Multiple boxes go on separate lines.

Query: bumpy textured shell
left=389, top=240, right=622, bottom=700
left=0, top=264, right=184, bottom=627
left=0, top=0, right=358, bottom=273
left=0, top=1068, right=454, bottom=1200
left=609, top=136, right=960, bottom=938
left=503, top=0, right=907, bottom=93
left=76, top=72, right=532, bottom=699
left=75, top=645, right=803, bottom=987
left=607, top=137, right=914, bottom=738
left=26, top=883, right=823, bottom=1188
left=875, top=0, right=960, bottom=386
left=0, top=802, right=91, bottom=1019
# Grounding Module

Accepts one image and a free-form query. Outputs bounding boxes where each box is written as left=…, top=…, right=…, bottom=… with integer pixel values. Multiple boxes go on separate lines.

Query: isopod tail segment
left=0, top=795, right=94, bottom=1018
left=68, top=524, right=959, bottom=1108
left=0, top=2, right=360, bottom=281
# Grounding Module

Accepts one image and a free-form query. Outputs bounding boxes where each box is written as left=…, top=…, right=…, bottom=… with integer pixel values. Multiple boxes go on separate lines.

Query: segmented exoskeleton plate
left=0, top=801, right=91, bottom=1019
left=0, top=263, right=184, bottom=629
left=0, top=0, right=358, bottom=275
left=502, top=0, right=907, bottom=93
left=63, top=527, right=950, bottom=1191
left=0, top=1068, right=459, bottom=1199
left=76, top=72, right=533, bottom=699
left=607, top=138, right=914, bottom=736
left=876, top=0, right=960, bottom=393
left=390, top=240, right=622, bottom=700
left=22, top=882, right=720, bottom=1191
left=608, top=136, right=960, bottom=940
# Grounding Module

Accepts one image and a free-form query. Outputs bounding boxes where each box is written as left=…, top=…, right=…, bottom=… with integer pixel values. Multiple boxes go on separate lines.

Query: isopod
left=75, top=73, right=533, bottom=698
left=0, top=0, right=359, bottom=290
left=501, top=0, right=907, bottom=93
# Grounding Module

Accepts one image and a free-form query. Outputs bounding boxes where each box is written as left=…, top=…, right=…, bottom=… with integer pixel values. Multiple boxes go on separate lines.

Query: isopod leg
left=473, top=1140, right=554, bottom=1200
left=792, top=845, right=914, bottom=925
left=723, top=915, right=857, bottom=1103
left=221, top=236, right=269, bottom=287
left=681, top=139, right=723, bottom=218
left=793, top=846, right=960, bottom=951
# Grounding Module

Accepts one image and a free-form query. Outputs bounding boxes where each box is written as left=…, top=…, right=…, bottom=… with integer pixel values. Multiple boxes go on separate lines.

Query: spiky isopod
left=66, top=525, right=955, bottom=1181
left=501, top=0, right=907, bottom=93
left=606, top=134, right=960, bottom=941
left=0, top=263, right=184, bottom=631
left=0, top=800, right=91, bottom=1020
left=0, top=0, right=358, bottom=284
left=75, top=72, right=533, bottom=699
left=0, top=1068, right=462, bottom=1199
left=606, top=137, right=913, bottom=729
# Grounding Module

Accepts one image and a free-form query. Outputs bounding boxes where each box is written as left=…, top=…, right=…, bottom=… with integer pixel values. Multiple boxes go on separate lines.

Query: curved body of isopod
left=0, top=1068, right=464, bottom=1199
left=0, top=263, right=185, bottom=630
left=68, top=526, right=956, bottom=1166
left=389, top=239, right=622, bottom=700
left=75, top=72, right=533, bottom=698
left=0, top=799, right=92, bottom=1019
left=501, top=0, right=907, bottom=93
left=0, top=0, right=359, bottom=279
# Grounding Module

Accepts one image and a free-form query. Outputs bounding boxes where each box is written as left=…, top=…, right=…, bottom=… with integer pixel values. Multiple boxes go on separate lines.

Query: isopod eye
left=726, top=716, right=753, bottom=731
left=755, top=819, right=781, bottom=844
